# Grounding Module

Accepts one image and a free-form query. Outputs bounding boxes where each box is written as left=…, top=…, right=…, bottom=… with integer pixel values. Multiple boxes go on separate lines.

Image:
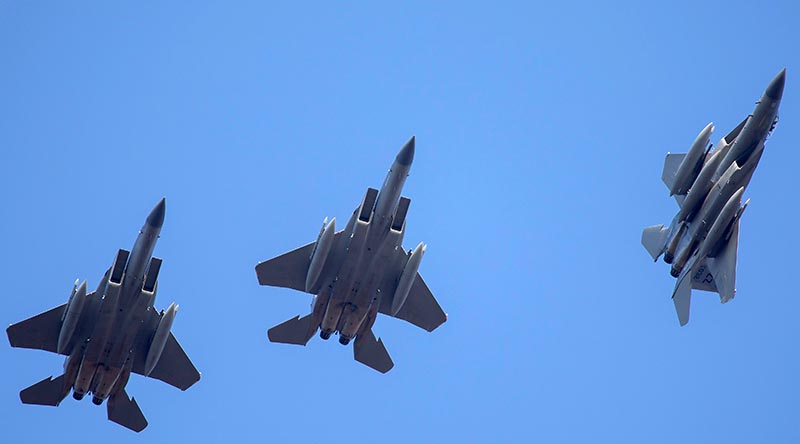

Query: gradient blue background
left=1, top=1, right=798, bottom=442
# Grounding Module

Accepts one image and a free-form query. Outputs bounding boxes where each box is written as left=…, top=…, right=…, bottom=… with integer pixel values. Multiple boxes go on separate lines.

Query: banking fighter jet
left=642, top=69, right=785, bottom=325
left=255, top=137, right=447, bottom=373
left=7, top=199, right=200, bottom=432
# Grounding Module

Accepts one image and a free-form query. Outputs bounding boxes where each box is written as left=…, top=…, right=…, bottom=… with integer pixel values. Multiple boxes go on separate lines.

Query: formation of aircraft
left=5, top=69, right=787, bottom=431
left=641, top=69, right=785, bottom=325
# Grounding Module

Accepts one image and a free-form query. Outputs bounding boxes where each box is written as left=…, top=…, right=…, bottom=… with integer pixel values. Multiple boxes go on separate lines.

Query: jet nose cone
left=146, top=198, right=166, bottom=228
left=765, top=68, right=786, bottom=100
left=395, top=136, right=415, bottom=166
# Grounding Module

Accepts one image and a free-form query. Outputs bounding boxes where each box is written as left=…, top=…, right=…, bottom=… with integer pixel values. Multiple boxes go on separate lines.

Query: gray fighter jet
left=7, top=199, right=200, bottom=432
left=642, top=69, right=785, bottom=325
left=255, top=137, right=447, bottom=373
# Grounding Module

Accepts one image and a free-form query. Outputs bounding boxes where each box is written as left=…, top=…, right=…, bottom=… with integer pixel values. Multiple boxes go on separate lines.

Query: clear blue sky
left=1, top=1, right=798, bottom=442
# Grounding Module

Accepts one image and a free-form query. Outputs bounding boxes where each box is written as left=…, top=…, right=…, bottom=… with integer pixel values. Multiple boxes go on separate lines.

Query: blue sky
left=1, top=1, right=798, bottom=442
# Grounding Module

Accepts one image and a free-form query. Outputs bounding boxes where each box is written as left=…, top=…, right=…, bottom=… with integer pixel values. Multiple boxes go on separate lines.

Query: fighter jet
left=7, top=199, right=200, bottom=432
left=642, top=69, right=785, bottom=325
left=255, top=136, right=447, bottom=373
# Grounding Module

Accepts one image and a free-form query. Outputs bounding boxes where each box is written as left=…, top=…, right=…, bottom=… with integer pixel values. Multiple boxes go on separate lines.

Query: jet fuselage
left=69, top=199, right=165, bottom=404
left=661, top=70, right=784, bottom=266
left=641, top=69, right=786, bottom=325
left=315, top=139, right=415, bottom=344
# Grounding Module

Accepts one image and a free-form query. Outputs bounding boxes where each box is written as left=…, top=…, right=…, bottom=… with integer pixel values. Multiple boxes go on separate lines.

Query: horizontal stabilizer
left=107, top=389, right=148, bottom=433
left=267, top=314, right=315, bottom=346
left=353, top=329, right=394, bottom=374
left=662, top=153, right=686, bottom=192
left=672, top=275, right=692, bottom=326
left=641, top=225, right=668, bottom=261
left=20, top=375, right=68, bottom=406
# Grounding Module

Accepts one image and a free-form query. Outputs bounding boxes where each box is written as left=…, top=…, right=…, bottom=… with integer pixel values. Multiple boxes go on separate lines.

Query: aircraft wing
left=688, top=259, right=718, bottom=294
left=255, top=231, right=346, bottom=293
left=706, top=220, right=740, bottom=303
left=660, top=153, right=694, bottom=208
left=132, top=310, right=201, bottom=391
left=255, top=242, right=314, bottom=292
left=684, top=219, right=740, bottom=303
left=388, top=273, right=447, bottom=332
left=6, top=304, right=67, bottom=354
left=662, top=153, right=686, bottom=193
left=379, top=248, right=447, bottom=332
